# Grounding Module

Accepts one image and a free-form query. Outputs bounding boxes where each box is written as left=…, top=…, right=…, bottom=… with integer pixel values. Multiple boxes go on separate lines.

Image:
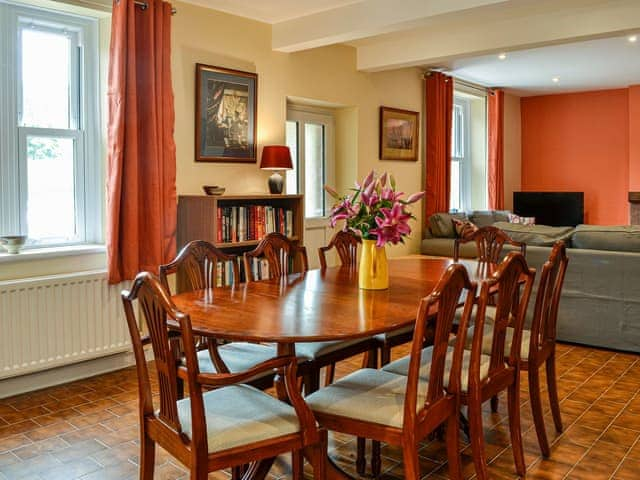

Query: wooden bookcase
left=177, top=193, right=304, bottom=255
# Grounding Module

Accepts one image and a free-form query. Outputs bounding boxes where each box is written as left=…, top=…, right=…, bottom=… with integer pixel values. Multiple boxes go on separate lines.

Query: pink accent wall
left=521, top=89, right=629, bottom=225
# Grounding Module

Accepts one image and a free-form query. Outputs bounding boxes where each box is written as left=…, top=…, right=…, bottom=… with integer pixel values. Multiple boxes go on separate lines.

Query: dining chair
left=454, top=225, right=526, bottom=262
left=383, top=252, right=535, bottom=480
left=306, top=263, right=476, bottom=479
left=160, top=240, right=277, bottom=393
left=121, top=271, right=326, bottom=480
left=245, top=232, right=378, bottom=394
left=318, top=229, right=361, bottom=270
left=475, top=241, right=569, bottom=457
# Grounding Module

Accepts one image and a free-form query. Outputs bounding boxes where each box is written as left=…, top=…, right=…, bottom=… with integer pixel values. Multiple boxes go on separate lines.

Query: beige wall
left=503, top=92, right=522, bottom=211
left=171, top=1, right=425, bottom=256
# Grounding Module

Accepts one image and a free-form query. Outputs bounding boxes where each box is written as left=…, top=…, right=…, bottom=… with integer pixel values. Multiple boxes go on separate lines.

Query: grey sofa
left=422, top=212, right=640, bottom=353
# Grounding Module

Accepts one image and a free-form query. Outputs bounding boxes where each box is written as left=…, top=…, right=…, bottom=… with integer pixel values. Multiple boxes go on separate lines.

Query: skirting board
left=0, top=348, right=152, bottom=399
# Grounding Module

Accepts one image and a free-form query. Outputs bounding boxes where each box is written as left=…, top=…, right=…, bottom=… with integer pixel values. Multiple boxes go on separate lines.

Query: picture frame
left=379, top=106, right=419, bottom=161
left=195, top=63, right=258, bottom=163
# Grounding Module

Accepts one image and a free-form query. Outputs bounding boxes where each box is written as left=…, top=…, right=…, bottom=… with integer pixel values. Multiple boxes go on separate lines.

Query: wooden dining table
left=171, top=256, right=496, bottom=479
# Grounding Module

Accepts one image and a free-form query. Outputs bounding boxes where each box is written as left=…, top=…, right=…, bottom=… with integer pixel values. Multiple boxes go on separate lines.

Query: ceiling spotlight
left=552, top=77, right=560, bottom=83
left=498, top=52, right=507, bottom=60
left=629, top=35, right=638, bottom=43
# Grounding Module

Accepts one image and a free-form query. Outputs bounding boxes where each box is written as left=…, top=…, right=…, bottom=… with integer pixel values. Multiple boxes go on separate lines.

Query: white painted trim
left=0, top=243, right=105, bottom=264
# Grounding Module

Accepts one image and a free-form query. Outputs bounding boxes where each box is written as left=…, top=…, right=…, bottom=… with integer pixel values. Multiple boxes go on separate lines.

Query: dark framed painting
left=379, top=106, right=419, bottom=161
left=195, top=64, right=257, bottom=163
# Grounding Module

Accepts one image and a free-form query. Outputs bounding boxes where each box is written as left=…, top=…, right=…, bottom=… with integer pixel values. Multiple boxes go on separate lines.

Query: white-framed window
left=450, top=96, right=471, bottom=212
left=285, top=106, right=335, bottom=219
left=0, top=3, right=101, bottom=248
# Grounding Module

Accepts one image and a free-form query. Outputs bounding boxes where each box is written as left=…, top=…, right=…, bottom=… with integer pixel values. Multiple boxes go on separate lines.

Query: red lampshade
left=260, top=146, right=293, bottom=170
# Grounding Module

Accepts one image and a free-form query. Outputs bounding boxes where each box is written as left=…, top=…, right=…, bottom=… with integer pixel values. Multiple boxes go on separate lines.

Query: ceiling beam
left=355, top=0, right=640, bottom=71
left=271, top=0, right=510, bottom=53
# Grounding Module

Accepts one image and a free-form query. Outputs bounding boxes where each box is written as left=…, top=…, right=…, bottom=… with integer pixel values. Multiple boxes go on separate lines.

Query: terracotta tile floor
left=0, top=342, right=639, bottom=479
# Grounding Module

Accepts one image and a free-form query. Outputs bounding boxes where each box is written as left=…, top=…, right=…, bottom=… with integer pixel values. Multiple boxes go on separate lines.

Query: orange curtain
left=106, top=0, right=177, bottom=284
left=488, top=89, right=504, bottom=210
left=425, top=72, right=453, bottom=218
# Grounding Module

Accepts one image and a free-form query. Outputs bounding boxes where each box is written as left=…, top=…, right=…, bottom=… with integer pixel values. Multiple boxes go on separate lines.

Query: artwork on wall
left=379, top=106, right=419, bottom=161
left=195, top=63, right=257, bottom=163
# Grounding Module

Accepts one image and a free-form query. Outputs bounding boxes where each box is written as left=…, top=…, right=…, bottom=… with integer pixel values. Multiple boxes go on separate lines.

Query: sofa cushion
left=428, top=212, right=467, bottom=238
left=420, top=237, right=478, bottom=258
left=571, top=225, right=640, bottom=252
left=467, top=210, right=510, bottom=227
left=493, top=222, right=574, bottom=246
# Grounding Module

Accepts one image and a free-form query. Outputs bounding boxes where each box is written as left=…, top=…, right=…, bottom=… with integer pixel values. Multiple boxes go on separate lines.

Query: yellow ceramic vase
left=359, top=239, right=389, bottom=290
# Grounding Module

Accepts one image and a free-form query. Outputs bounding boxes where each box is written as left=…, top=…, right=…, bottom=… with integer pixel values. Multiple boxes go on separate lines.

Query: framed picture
left=195, top=63, right=257, bottom=163
left=379, top=106, right=419, bottom=161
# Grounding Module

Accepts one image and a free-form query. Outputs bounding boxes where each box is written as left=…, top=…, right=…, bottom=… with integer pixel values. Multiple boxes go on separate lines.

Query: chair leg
left=380, top=345, right=391, bottom=366
left=362, top=348, right=378, bottom=369
left=467, top=398, right=489, bottom=480
left=371, top=440, right=381, bottom=477
left=401, top=442, right=420, bottom=480
left=139, top=433, right=155, bottom=480
left=529, top=366, right=551, bottom=457
left=176, top=376, right=185, bottom=400
left=507, top=381, right=526, bottom=477
left=490, top=394, right=499, bottom=413
left=546, top=353, right=563, bottom=433
left=303, top=369, right=321, bottom=395
left=307, top=429, right=327, bottom=480
left=446, top=411, right=462, bottom=480
left=324, top=364, right=335, bottom=387
left=292, top=450, right=304, bottom=480
left=356, top=437, right=366, bottom=475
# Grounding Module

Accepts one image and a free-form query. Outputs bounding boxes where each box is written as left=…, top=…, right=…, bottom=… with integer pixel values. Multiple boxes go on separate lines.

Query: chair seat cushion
left=177, top=384, right=300, bottom=453
left=305, top=368, right=426, bottom=429
left=382, top=346, right=491, bottom=392
left=456, top=325, right=531, bottom=360
left=193, top=342, right=277, bottom=375
left=374, top=325, right=414, bottom=343
left=295, top=338, right=371, bottom=360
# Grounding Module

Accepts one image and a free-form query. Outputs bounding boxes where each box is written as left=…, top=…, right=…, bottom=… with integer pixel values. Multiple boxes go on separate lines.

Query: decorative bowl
left=202, top=185, right=225, bottom=196
left=0, top=235, right=28, bottom=254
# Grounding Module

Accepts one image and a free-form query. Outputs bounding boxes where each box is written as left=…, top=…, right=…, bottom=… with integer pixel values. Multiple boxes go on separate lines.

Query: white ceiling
left=180, top=0, right=363, bottom=23
left=439, top=35, right=640, bottom=96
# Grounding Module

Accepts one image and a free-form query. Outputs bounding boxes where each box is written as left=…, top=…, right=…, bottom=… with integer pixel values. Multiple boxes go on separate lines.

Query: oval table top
left=171, top=257, right=494, bottom=344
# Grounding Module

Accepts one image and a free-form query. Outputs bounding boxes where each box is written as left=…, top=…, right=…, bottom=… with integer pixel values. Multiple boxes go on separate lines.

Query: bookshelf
left=177, top=194, right=304, bottom=284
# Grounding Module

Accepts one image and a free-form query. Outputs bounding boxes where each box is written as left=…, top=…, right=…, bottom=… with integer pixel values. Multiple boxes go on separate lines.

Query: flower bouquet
left=325, top=170, right=424, bottom=289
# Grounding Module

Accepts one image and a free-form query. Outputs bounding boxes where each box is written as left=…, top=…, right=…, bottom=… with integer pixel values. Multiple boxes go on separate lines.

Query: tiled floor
left=0, top=342, right=639, bottom=479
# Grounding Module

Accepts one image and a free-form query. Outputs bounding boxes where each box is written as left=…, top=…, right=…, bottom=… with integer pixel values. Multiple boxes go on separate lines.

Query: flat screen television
left=513, top=192, right=584, bottom=227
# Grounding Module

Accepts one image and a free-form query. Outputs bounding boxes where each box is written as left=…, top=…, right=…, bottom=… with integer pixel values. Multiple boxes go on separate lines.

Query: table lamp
left=260, top=145, right=293, bottom=194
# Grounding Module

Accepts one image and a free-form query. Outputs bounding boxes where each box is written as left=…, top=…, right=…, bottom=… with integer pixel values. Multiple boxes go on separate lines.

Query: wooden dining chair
left=306, top=263, right=477, bottom=479
left=454, top=225, right=526, bottom=262
left=318, top=230, right=360, bottom=270
left=245, top=232, right=377, bottom=394
left=383, top=252, right=535, bottom=480
left=476, top=241, right=569, bottom=457
left=160, top=240, right=277, bottom=393
left=121, top=271, right=326, bottom=480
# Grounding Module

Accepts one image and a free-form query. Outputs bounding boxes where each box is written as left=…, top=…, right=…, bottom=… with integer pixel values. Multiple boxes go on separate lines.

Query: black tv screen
left=513, top=192, right=584, bottom=227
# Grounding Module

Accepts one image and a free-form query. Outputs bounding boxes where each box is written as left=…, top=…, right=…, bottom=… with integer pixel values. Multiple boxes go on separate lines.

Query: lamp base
left=268, top=172, right=284, bottom=194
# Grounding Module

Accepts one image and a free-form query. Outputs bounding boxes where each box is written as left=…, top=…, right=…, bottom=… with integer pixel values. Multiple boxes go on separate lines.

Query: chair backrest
left=121, top=272, right=207, bottom=448
left=454, top=225, right=526, bottom=263
left=243, top=232, right=308, bottom=281
left=318, top=230, right=361, bottom=270
left=403, top=264, right=477, bottom=428
left=471, top=252, right=535, bottom=386
left=159, top=240, right=238, bottom=294
left=528, top=241, right=569, bottom=358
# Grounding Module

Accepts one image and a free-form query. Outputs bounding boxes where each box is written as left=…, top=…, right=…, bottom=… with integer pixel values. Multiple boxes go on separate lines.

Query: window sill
left=0, top=244, right=106, bottom=264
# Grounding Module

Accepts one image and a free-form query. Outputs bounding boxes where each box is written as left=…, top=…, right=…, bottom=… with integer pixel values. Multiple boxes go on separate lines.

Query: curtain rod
left=425, top=70, right=493, bottom=93
left=133, top=0, right=176, bottom=15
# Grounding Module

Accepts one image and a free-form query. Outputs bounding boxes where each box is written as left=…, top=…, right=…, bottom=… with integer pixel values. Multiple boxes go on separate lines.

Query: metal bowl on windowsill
left=0, top=235, right=28, bottom=254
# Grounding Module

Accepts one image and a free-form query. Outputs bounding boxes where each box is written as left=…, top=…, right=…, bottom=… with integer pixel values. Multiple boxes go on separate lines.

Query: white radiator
left=0, top=270, right=130, bottom=379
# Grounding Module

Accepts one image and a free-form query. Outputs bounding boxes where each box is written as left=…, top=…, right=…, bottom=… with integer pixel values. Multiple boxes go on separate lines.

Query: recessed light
left=629, top=35, right=638, bottom=43
left=552, top=77, right=560, bottom=83
left=498, top=53, right=507, bottom=60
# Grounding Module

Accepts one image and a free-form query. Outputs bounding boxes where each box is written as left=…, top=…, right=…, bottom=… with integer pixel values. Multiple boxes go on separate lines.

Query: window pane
left=285, top=121, right=298, bottom=194
left=304, top=123, right=325, bottom=218
left=450, top=160, right=461, bottom=212
left=21, top=28, right=72, bottom=128
left=26, top=136, right=77, bottom=243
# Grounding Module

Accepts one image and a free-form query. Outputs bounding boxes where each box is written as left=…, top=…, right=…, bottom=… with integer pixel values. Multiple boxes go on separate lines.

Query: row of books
left=216, top=205, right=294, bottom=243
left=215, top=257, right=295, bottom=286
